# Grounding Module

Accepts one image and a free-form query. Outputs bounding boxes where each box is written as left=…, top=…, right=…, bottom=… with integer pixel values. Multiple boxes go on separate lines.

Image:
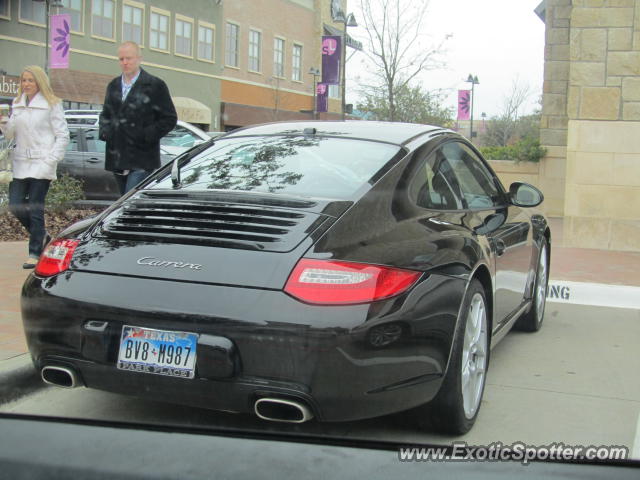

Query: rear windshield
left=151, top=135, right=402, bottom=199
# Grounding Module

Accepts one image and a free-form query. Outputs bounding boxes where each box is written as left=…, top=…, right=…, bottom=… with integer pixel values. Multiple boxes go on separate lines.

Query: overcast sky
left=346, top=0, right=546, bottom=119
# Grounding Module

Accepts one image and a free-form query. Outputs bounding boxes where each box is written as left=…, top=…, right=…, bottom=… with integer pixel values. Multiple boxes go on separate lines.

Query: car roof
left=223, top=121, right=451, bottom=146
left=63, top=111, right=209, bottom=139
left=64, top=109, right=100, bottom=115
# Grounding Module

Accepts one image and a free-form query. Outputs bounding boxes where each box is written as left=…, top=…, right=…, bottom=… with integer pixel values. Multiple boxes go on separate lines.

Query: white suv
left=64, top=110, right=211, bottom=156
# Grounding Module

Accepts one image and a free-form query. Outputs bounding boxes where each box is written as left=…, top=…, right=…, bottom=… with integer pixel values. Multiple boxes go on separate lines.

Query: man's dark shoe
left=22, top=257, right=38, bottom=269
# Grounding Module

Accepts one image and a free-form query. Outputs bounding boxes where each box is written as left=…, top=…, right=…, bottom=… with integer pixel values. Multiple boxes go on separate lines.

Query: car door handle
left=86, top=157, right=101, bottom=163
left=494, top=239, right=506, bottom=257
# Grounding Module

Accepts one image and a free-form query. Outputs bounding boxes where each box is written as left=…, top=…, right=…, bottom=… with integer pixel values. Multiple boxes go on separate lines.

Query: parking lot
left=0, top=238, right=640, bottom=458
left=0, top=238, right=639, bottom=456
left=1, top=303, right=638, bottom=453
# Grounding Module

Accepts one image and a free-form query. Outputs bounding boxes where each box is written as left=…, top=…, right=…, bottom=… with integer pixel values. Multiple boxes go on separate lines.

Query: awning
left=323, top=24, right=363, bottom=51
left=172, top=96, right=212, bottom=125
left=49, top=69, right=112, bottom=104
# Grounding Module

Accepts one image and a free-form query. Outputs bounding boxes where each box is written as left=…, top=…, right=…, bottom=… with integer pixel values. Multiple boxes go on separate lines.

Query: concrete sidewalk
left=0, top=241, right=31, bottom=362
left=1, top=239, right=640, bottom=363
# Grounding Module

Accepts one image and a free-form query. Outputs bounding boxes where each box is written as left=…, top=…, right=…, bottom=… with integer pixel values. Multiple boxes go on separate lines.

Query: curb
left=547, top=279, right=640, bottom=310
left=0, top=354, right=45, bottom=406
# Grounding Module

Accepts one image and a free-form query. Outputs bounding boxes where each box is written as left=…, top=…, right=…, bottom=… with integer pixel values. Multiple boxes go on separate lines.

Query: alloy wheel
left=461, top=293, right=488, bottom=419
left=535, top=244, right=548, bottom=325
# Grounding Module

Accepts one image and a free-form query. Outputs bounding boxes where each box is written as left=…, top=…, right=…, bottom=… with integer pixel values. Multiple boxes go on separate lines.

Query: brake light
left=284, top=259, right=421, bottom=305
left=35, top=239, right=79, bottom=277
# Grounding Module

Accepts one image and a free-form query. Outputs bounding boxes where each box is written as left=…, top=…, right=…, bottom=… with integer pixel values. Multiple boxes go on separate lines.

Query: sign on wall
left=0, top=75, right=20, bottom=97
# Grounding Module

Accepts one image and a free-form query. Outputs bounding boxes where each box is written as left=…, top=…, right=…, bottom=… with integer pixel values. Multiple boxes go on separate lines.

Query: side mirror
left=509, top=182, right=544, bottom=208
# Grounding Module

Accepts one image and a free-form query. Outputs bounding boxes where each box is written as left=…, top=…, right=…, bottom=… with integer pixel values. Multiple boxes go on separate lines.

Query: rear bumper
left=22, top=270, right=465, bottom=422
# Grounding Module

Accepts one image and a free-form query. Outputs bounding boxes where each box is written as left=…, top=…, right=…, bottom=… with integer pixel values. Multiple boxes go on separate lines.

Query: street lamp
left=308, top=67, right=320, bottom=119
left=34, top=0, right=64, bottom=74
left=337, top=11, right=357, bottom=121
left=465, top=74, right=479, bottom=140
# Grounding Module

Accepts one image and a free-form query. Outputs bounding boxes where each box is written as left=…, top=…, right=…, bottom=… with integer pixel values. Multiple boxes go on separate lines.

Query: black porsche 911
left=22, top=121, right=550, bottom=434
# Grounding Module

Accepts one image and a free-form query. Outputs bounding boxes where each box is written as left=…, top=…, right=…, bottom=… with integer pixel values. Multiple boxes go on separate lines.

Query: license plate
left=117, top=325, right=198, bottom=379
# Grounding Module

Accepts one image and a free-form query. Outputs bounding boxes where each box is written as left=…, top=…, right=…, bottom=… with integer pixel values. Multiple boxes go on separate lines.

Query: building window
left=122, top=2, right=143, bottom=45
left=292, top=44, right=302, bottom=82
left=19, top=0, right=46, bottom=24
left=329, top=84, right=339, bottom=98
left=0, top=0, right=9, bottom=18
left=273, top=37, right=285, bottom=78
left=92, top=0, right=114, bottom=39
left=225, top=22, right=239, bottom=68
left=61, top=0, right=83, bottom=33
left=175, top=16, right=193, bottom=57
left=149, top=9, right=169, bottom=51
left=248, top=29, right=261, bottom=72
left=198, top=23, right=215, bottom=62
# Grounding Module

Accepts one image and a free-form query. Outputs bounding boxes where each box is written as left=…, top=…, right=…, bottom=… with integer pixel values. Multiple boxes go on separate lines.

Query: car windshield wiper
left=171, top=138, right=216, bottom=188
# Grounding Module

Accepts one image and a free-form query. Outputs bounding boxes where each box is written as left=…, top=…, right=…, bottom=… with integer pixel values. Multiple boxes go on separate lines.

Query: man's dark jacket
left=99, top=68, right=177, bottom=172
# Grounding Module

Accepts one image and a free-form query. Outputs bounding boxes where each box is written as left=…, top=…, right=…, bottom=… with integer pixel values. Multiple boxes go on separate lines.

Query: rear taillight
left=284, top=259, right=421, bottom=305
left=35, top=239, right=79, bottom=277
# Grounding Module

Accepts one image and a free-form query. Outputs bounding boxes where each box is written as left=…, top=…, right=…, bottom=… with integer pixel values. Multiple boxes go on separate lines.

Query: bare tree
left=358, top=0, right=447, bottom=121
left=482, top=78, right=533, bottom=147
left=268, top=77, right=287, bottom=121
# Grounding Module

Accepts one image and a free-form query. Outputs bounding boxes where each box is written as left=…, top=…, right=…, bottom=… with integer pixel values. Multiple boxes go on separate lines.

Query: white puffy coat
left=2, top=92, right=69, bottom=180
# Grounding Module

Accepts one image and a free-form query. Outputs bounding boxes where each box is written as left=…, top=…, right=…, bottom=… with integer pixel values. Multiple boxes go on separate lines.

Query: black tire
left=412, top=279, right=489, bottom=434
left=515, top=238, right=549, bottom=332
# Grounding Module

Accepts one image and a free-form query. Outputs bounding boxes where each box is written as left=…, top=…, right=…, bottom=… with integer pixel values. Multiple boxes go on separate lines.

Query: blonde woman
left=0, top=66, right=69, bottom=269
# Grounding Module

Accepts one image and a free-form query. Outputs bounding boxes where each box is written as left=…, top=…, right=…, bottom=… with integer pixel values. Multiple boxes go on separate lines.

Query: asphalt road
left=2, top=303, right=639, bottom=458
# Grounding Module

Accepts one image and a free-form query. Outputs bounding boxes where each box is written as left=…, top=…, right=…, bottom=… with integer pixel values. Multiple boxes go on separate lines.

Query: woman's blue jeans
left=8, top=178, right=51, bottom=258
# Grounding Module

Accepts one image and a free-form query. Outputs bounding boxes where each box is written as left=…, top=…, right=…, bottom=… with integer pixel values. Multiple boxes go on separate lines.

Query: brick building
left=219, top=0, right=353, bottom=129
left=0, top=0, right=355, bottom=131
left=0, top=0, right=222, bottom=129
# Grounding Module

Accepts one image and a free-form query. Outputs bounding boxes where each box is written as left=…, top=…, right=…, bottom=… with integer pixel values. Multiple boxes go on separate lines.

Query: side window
left=67, top=129, right=82, bottom=152
left=411, top=148, right=464, bottom=210
left=84, top=129, right=106, bottom=153
left=161, top=126, right=197, bottom=147
left=441, top=142, right=501, bottom=209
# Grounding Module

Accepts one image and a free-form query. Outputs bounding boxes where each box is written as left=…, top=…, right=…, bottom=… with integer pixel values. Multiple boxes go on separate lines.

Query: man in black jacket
left=99, top=41, right=177, bottom=194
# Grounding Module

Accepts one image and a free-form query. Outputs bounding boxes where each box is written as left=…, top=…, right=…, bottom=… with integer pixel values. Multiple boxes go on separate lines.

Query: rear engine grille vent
left=97, top=199, right=325, bottom=252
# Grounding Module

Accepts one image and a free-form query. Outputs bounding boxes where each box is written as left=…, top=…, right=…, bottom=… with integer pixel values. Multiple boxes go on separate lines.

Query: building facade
left=1, top=0, right=356, bottom=131
left=219, top=0, right=351, bottom=129
left=0, top=0, right=223, bottom=129
left=538, top=0, right=640, bottom=251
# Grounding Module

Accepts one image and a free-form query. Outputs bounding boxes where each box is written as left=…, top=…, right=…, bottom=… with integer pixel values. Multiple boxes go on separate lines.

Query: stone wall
left=565, top=120, right=640, bottom=251
left=539, top=0, right=640, bottom=251
left=563, top=0, right=640, bottom=251
left=568, top=0, right=637, bottom=122
left=539, top=0, right=571, bottom=218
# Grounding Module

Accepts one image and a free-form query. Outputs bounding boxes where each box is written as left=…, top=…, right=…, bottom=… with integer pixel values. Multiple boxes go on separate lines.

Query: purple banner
left=50, top=14, right=71, bottom=69
left=316, top=83, right=328, bottom=113
left=321, top=36, right=341, bottom=85
left=457, top=90, right=470, bottom=120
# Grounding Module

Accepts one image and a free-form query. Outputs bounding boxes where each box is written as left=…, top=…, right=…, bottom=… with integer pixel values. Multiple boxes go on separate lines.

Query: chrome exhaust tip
left=254, top=397, right=314, bottom=423
left=41, top=366, right=80, bottom=388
